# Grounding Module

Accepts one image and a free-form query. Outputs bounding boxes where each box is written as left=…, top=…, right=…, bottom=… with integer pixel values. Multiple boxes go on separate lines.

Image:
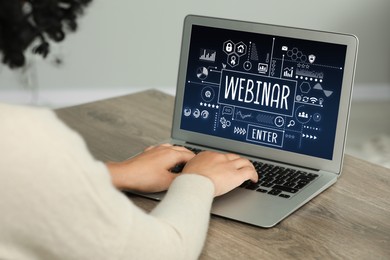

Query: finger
left=159, top=143, right=173, bottom=147
left=174, top=149, right=196, bottom=162
left=224, top=153, right=241, bottom=160
left=238, top=166, right=259, bottom=183
left=165, top=149, right=196, bottom=169
left=230, top=157, right=255, bottom=170
left=170, top=145, right=195, bottom=154
left=145, top=143, right=172, bottom=151
left=144, top=145, right=155, bottom=151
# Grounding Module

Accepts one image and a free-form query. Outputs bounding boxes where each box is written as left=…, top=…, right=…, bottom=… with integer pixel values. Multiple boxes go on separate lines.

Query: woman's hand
left=106, top=144, right=195, bottom=192
left=182, top=151, right=258, bottom=197
left=107, top=144, right=258, bottom=197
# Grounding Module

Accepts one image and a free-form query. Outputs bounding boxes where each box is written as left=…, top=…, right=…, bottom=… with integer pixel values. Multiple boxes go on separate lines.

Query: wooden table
left=56, top=89, right=390, bottom=259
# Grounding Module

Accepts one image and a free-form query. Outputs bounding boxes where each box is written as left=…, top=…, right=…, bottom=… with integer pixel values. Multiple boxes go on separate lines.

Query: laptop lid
left=172, top=15, right=358, bottom=174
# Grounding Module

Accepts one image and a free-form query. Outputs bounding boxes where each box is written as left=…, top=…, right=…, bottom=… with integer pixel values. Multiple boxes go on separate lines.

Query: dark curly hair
left=0, top=0, right=92, bottom=69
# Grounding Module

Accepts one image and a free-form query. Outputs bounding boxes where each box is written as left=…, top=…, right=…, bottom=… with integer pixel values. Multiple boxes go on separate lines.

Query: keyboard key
left=262, top=177, right=274, bottom=183
left=295, top=184, right=306, bottom=190
left=274, top=178, right=286, bottom=185
left=185, top=146, right=202, bottom=154
left=272, top=185, right=299, bottom=193
left=170, top=163, right=185, bottom=173
left=239, top=180, right=251, bottom=188
left=279, top=194, right=291, bottom=198
left=268, top=189, right=282, bottom=196
left=261, top=182, right=273, bottom=188
left=298, top=180, right=309, bottom=186
left=285, top=182, right=296, bottom=188
left=246, top=183, right=259, bottom=190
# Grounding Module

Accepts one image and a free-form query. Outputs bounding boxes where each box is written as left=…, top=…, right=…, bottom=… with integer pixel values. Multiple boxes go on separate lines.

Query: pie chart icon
left=197, top=67, right=209, bottom=80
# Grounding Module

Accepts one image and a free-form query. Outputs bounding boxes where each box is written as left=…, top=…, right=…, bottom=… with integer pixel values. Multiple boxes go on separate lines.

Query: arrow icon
left=302, top=134, right=318, bottom=140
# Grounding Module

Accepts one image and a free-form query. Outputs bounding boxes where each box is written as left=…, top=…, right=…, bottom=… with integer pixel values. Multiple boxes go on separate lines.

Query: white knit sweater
left=0, top=103, right=214, bottom=260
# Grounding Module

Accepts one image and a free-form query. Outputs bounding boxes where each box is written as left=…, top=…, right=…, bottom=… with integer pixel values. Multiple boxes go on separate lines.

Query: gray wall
left=1, top=0, right=389, bottom=106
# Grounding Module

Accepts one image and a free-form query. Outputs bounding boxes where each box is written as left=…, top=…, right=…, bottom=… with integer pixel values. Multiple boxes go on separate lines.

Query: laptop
left=130, top=15, right=358, bottom=227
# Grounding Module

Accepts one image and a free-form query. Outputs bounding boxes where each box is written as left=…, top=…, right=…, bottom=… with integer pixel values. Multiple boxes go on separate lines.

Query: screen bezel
left=172, top=15, right=358, bottom=174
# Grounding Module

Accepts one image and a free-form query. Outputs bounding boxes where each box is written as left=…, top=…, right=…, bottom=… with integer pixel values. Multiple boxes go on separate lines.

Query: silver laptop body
left=132, top=15, right=358, bottom=228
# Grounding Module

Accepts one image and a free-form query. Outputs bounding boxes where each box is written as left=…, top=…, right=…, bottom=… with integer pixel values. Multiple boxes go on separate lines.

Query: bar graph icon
left=199, top=48, right=216, bottom=62
left=283, top=67, right=294, bottom=78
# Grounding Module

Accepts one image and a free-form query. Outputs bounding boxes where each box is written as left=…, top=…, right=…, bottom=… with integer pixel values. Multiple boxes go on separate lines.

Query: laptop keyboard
left=172, top=145, right=319, bottom=199
left=239, top=161, right=318, bottom=198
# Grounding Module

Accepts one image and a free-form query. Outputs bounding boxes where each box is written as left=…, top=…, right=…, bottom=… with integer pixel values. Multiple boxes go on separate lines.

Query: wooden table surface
left=56, top=89, right=390, bottom=259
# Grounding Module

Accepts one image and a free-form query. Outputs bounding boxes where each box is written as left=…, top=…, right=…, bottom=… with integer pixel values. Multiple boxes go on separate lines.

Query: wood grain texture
left=56, top=89, right=390, bottom=260
left=56, top=90, right=174, bottom=162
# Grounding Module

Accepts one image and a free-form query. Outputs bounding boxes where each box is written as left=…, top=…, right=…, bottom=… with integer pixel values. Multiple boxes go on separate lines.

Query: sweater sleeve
left=0, top=103, right=214, bottom=260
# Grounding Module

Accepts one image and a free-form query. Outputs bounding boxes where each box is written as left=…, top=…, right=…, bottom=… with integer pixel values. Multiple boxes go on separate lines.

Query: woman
left=0, top=1, right=258, bottom=259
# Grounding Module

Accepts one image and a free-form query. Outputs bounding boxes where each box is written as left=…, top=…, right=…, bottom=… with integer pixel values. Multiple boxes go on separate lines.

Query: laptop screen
left=179, top=24, right=347, bottom=160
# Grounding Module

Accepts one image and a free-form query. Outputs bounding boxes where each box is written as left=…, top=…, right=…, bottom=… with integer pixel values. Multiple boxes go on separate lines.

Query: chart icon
left=196, top=67, right=209, bottom=80
left=199, top=49, right=216, bottom=62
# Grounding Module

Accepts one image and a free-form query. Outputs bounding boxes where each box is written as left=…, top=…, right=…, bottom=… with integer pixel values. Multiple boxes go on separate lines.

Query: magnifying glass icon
left=287, top=120, right=295, bottom=127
